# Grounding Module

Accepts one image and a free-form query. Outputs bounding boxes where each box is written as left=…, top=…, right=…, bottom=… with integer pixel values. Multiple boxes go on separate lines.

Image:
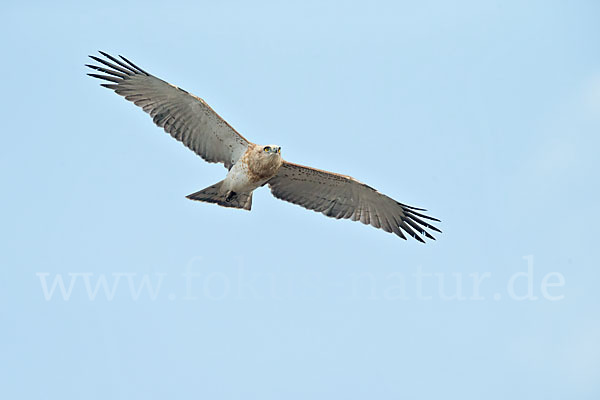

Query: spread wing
left=268, top=162, right=441, bottom=242
left=86, top=51, right=250, bottom=169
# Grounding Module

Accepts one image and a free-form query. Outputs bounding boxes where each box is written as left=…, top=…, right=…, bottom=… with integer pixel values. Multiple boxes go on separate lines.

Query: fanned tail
left=186, top=181, right=253, bottom=210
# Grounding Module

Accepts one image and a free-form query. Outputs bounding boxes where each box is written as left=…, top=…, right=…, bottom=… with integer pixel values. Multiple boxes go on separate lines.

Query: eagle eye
left=264, top=146, right=271, bottom=152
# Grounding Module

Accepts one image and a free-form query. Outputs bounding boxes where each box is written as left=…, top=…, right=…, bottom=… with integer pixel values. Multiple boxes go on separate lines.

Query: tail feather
left=186, top=181, right=253, bottom=210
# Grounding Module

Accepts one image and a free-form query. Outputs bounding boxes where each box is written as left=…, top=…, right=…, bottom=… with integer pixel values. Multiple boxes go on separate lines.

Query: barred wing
left=87, top=51, right=250, bottom=169
left=268, top=162, right=441, bottom=242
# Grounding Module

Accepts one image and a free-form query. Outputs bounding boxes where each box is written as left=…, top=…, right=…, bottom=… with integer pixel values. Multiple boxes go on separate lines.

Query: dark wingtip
left=88, top=73, right=120, bottom=83
left=394, top=232, right=408, bottom=240
left=119, top=54, right=149, bottom=75
left=399, top=203, right=428, bottom=212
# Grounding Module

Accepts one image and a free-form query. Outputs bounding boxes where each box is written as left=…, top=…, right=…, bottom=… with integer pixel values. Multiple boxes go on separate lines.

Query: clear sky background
left=2, top=1, right=599, bottom=399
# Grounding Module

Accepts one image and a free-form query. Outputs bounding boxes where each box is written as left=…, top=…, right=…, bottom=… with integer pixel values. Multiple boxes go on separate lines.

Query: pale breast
left=224, top=158, right=255, bottom=192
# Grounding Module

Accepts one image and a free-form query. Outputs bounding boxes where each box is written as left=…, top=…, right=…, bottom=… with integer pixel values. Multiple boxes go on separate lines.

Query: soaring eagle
left=87, top=52, right=441, bottom=242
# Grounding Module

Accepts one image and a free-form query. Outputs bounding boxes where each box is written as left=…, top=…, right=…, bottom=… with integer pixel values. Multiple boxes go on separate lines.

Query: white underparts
left=222, top=160, right=262, bottom=194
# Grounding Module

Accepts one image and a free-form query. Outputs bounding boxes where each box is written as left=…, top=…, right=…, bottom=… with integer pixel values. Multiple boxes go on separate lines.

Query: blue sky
left=2, top=1, right=599, bottom=399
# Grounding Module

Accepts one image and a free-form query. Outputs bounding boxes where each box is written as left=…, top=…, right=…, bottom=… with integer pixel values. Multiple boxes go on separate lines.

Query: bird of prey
left=87, top=52, right=441, bottom=242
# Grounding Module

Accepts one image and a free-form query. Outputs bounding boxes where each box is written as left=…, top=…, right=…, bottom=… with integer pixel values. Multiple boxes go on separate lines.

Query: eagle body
left=228, top=143, right=283, bottom=192
left=213, top=144, right=283, bottom=209
left=87, top=52, right=441, bottom=242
